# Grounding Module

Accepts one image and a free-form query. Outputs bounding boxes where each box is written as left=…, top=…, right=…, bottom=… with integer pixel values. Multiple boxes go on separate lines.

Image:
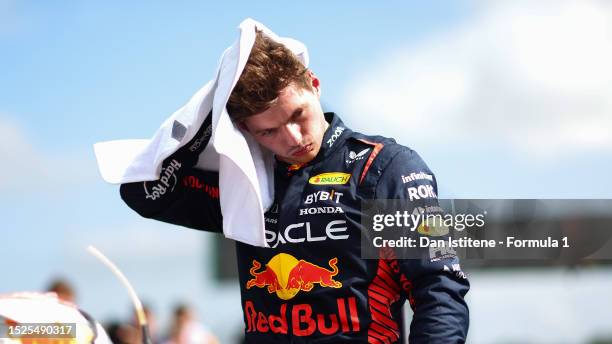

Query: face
left=242, top=77, right=328, bottom=165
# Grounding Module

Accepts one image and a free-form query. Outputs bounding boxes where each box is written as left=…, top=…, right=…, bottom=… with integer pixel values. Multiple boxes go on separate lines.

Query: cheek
left=303, top=119, right=319, bottom=137
left=310, top=123, right=324, bottom=140
left=252, top=136, right=269, bottom=148
left=256, top=137, right=284, bottom=153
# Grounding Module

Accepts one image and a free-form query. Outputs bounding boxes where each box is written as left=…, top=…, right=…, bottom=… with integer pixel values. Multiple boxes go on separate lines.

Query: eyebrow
left=254, top=107, right=304, bottom=135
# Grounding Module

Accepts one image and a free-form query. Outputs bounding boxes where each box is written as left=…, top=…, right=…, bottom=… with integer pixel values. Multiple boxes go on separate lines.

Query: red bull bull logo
left=246, top=253, right=342, bottom=300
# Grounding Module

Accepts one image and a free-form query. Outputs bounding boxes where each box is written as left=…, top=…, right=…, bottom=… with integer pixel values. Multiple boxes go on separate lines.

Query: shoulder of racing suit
left=340, top=130, right=438, bottom=201
left=341, top=131, right=415, bottom=199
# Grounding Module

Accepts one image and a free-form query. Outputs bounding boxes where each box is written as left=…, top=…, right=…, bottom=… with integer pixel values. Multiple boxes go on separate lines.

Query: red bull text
left=244, top=297, right=360, bottom=336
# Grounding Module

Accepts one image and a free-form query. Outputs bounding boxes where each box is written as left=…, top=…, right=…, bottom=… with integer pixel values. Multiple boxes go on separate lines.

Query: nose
left=283, top=123, right=303, bottom=146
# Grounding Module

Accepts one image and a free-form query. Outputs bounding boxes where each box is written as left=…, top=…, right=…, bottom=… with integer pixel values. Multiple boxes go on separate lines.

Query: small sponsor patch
left=304, top=190, right=343, bottom=205
left=401, top=172, right=433, bottom=183
left=326, top=126, right=345, bottom=147
left=299, top=206, right=344, bottom=216
left=144, top=159, right=182, bottom=200
left=308, top=172, right=351, bottom=185
left=417, top=217, right=450, bottom=237
left=171, top=120, right=187, bottom=141
left=346, top=148, right=370, bottom=164
left=407, top=185, right=437, bottom=201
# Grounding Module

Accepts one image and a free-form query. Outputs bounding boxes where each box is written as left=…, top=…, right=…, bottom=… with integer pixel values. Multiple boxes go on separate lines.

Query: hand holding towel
left=94, top=18, right=309, bottom=247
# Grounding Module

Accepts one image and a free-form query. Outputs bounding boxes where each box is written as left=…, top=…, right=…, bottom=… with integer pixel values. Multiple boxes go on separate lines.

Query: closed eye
left=292, top=108, right=304, bottom=120
left=258, top=128, right=276, bottom=137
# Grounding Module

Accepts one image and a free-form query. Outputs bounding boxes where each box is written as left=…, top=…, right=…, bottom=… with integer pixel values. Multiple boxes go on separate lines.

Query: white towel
left=93, top=18, right=309, bottom=247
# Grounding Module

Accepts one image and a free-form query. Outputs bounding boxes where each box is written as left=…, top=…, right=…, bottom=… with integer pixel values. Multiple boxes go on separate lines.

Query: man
left=46, top=277, right=76, bottom=303
left=120, top=31, right=469, bottom=343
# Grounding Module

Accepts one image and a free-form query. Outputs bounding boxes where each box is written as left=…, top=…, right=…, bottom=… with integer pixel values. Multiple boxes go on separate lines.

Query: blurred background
left=1, top=1, right=611, bottom=343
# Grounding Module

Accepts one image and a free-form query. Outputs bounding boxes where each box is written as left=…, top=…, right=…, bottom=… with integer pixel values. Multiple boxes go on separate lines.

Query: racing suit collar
left=276, top=112, right=350, bottom=174
left=316, top=112, right=350, bottom=162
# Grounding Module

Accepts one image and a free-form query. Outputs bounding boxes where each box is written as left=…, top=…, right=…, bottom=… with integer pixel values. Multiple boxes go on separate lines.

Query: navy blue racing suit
left=120, top=112, right=470, bottom=343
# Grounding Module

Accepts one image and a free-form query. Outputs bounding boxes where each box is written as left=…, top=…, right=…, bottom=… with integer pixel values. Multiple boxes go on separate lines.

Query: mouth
left=292, top=144, right=312, bottom=157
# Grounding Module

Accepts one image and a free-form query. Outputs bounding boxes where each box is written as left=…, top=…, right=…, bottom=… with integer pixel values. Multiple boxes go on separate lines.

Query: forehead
left=243, top=85, right=310, bottom=130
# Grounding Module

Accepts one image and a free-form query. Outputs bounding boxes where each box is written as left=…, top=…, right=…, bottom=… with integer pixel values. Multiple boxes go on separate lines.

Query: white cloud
left=345, top=0, right=612, bottom=158
left=0, top=116, right=95, bottom=193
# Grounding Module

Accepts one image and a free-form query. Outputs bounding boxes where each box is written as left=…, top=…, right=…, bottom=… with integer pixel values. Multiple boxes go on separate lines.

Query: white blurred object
left=0, top=292, right=112, bottom=344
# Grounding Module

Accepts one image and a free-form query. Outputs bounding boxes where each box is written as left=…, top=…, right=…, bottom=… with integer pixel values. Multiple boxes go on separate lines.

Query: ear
left=307, top=70, right=321, bottom=97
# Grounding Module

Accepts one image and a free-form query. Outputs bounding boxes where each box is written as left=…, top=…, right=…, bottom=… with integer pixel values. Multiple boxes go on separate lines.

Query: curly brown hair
left=226, top=30, right=312, bottom=122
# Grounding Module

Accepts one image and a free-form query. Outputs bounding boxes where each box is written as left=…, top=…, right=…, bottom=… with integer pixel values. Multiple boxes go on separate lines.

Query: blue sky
left=1, top=0, right=611, bottom=341
left=1, top=1, right=471, bottom=145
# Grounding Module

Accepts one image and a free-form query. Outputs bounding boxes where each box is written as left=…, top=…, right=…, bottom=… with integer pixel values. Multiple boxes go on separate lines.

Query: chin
left=301, top=155, right=316, bottom=164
